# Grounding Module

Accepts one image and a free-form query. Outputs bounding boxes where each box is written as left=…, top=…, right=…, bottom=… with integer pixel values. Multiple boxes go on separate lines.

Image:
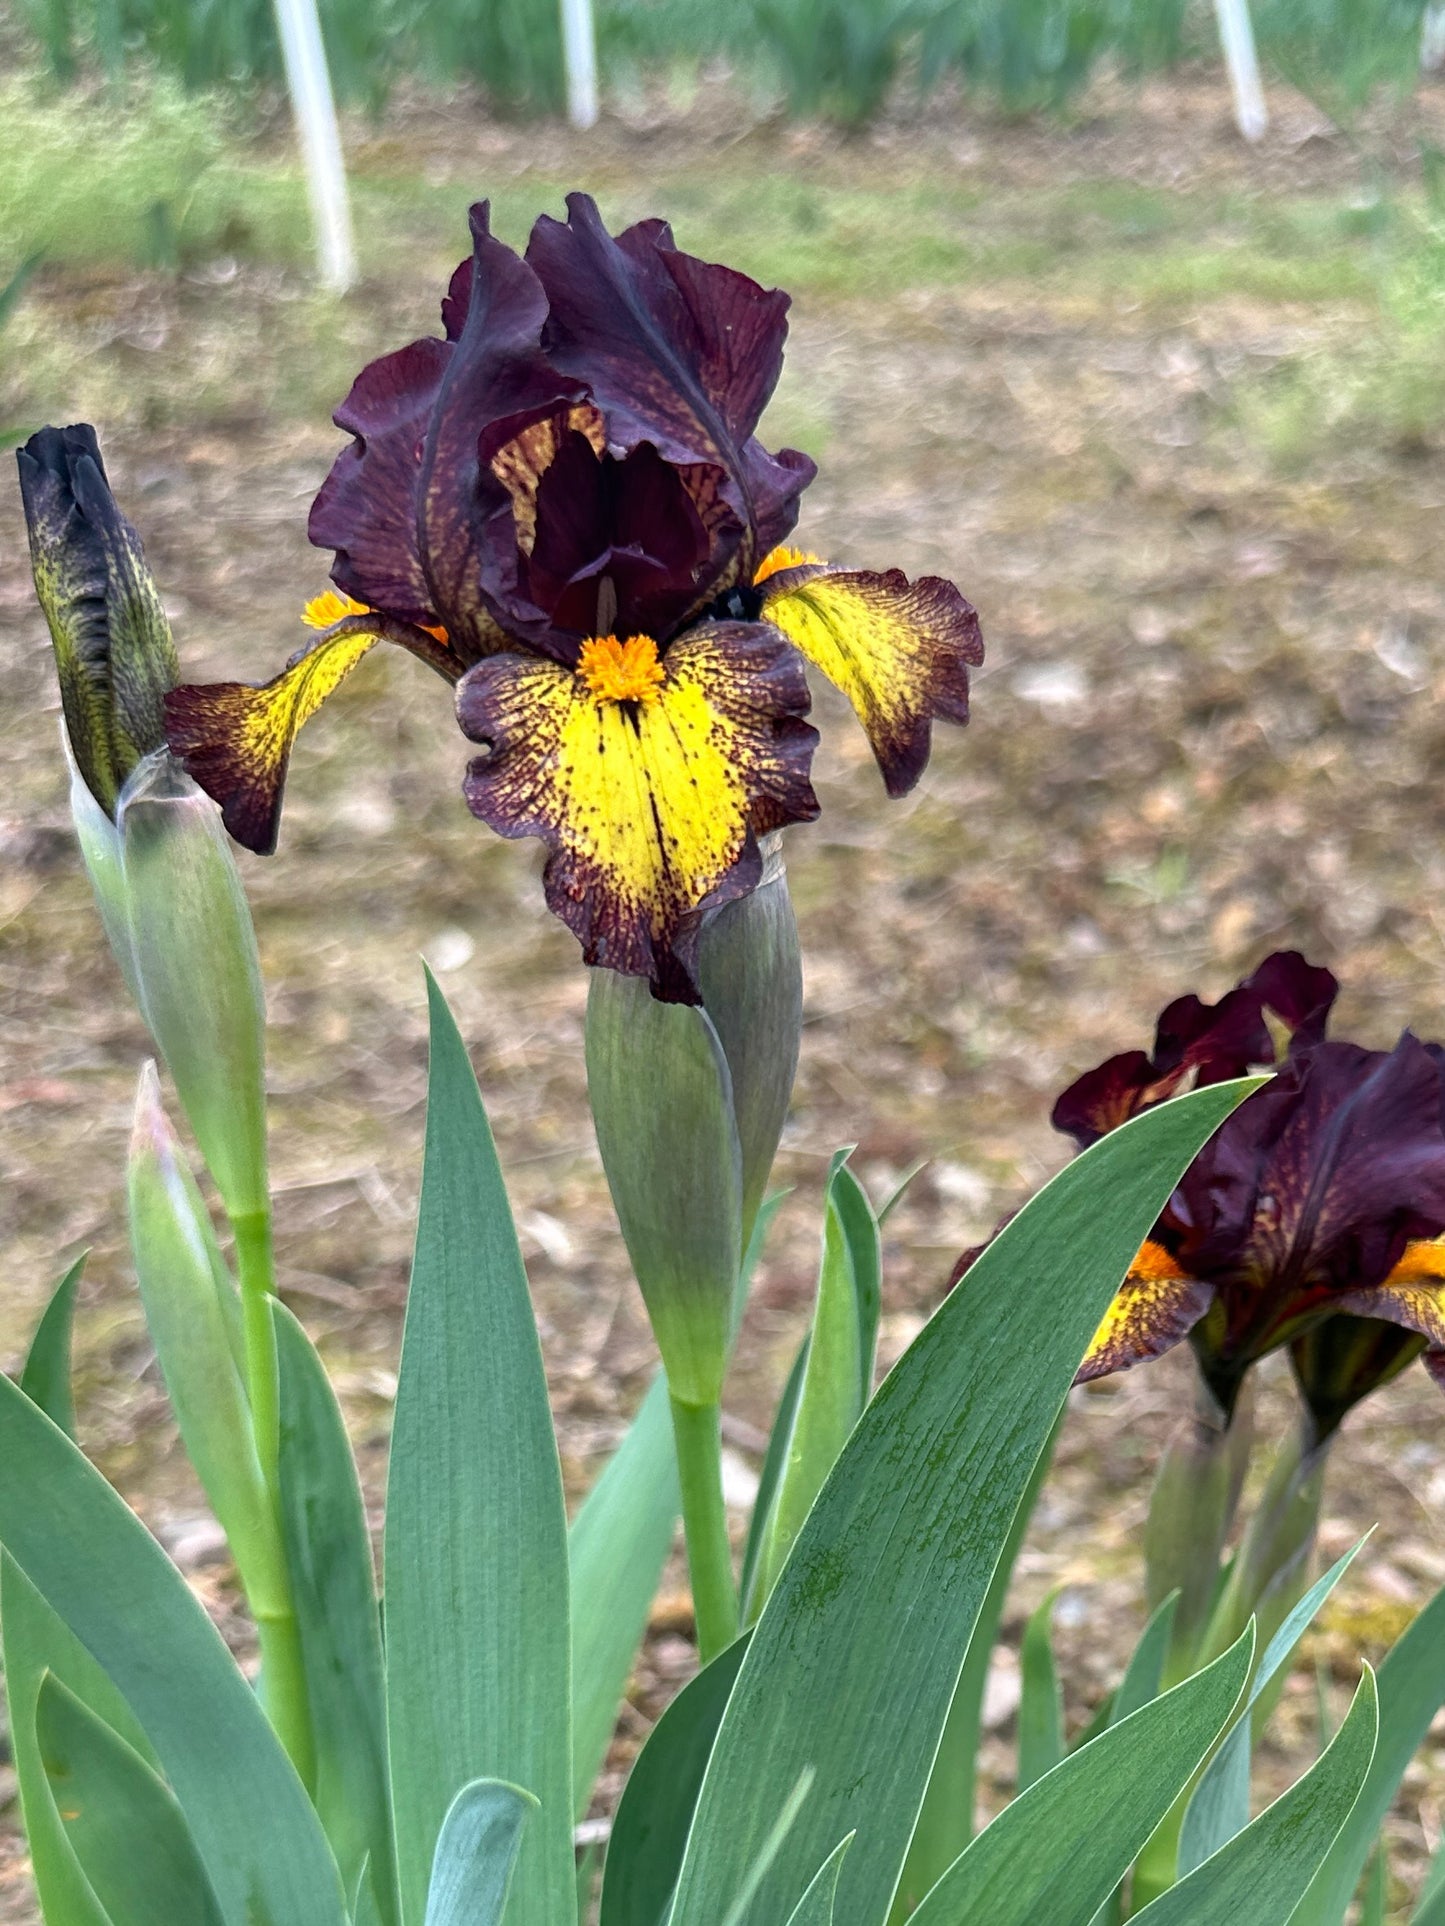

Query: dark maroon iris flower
left=164, top=194, right=981, bottom=1001
left=969, top=952, right=1445, bottom=1436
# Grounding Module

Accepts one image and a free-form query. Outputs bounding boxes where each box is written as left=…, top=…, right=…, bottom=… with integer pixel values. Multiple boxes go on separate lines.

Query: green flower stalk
left=20, top=419, right=304, bottom=1771
left=1144, top=1378, right=1254, bottom=1686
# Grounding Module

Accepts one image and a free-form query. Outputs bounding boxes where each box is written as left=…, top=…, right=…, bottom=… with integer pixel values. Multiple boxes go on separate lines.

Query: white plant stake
left=1424, top=2, right=1445, bottom=73
left=272, top=0, right=356, bottom=290
left=561, top=0, right=600, bottom=129
left=1214, top=0, right=1268, bottom=142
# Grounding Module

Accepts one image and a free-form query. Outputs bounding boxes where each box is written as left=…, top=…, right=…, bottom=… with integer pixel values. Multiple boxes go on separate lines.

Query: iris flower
left=165, top=195, right=982, bottom=1001
left=1042, top=952, right=1445, bottom=1435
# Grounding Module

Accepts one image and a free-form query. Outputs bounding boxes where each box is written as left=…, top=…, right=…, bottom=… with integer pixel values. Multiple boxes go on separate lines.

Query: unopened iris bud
left=697, top=832, right=803, bottom=1250
left=118, top=751, right=269, bottom=1223
left=17, top=424, right=179, bottom=816
left=586, top=970, right=743, bottom=1408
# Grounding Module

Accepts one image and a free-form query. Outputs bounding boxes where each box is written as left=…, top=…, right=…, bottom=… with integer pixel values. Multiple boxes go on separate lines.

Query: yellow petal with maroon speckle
left=458, top=620, right=818, bottom=1001
left=165, top=626, right=391, bottom=855
left=1338, top=1235, right=1445, bottom=1391
left=1076, top=1240, right=1213, bottom=1384
left=758, top=563, right=983, bottom=795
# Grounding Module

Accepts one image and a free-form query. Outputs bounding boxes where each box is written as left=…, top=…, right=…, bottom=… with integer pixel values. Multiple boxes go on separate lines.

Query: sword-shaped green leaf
left=36, top=1673, right=224, bottom=1926
left=1293, top=1582, right=1445, bottom=1926
left=384, top=972, right=572, bottom=1926
left=1130, top=1665, right=1377, bottom=1925
left=668, top=1080, right=1261, bottom=1926
left=1180, top=1538, right=1367, bottom=1877
left=274, top=1301, right=397, bottom=1926
left=784, top=1838, right=853, bottom=1926
left=569, top=1373, right=677, bottom=1818
left=0, top=1374, right=347, bottom=1926
left=907, top=1627, right=1254, bottom=1926
left=598, top=1635, right=750, bottom=1926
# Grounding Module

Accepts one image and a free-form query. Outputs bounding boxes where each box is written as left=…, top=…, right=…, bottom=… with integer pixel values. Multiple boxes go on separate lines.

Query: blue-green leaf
left=1018, top=1591, right=1064, bottom=1793
left=423, top=1781, right=535, bottom=1926
left=1113, top=1594, right=1178, bottom=1725
left=274, top=1301, right=397, bottom=1926
left=1180, top=1537, right=1367, bottom=1877
left=906, top=1627, right=1254, bottom=1926
left=569, top=1374, right=677, bottom=1819
left=751, top=1163, right=876, bottom=1604
left=1130, top=1667, right=1378, bottom=1925
left=20, top=1253, right=85, bottom=1439
left=894, top=1421, right=1061, bottom=1918
left=785, top=1838, right=854, bottom=1926
left=384, top=973, right=573, bottom=1926
left=0, top=1374, right=347, bottom=1926
left=668, top=1080, right=1260, bottom=1926
left=740, top=1335, right=808, bottom=1624
left=36, top=1672, right=224, bottom=1926
left=598, top=1634, right=750, bottom=1926
left=1293, top=1583, right=1445, bottom=1926
left=3, top=1264, right=145, bottom=1926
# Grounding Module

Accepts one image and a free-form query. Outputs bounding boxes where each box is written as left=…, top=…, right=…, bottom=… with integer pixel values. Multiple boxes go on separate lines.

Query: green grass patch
left=7, top=72, right=1445, bottom=467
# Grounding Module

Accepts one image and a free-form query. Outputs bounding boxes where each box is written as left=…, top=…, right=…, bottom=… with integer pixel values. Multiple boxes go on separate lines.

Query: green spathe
left=696, top=839, right=803, bottom=1244
left=117, top=749, right=268, bottom=1221
left=585, top=968, right=743, bottom=1408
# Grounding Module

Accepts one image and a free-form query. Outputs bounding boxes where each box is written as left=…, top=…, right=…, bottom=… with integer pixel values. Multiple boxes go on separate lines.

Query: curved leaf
left=1131, top=1666, right=1378, bottom=1925
left=785, top=1837, right=854, bottom=1926
left=0, top=1374, right=347, bottom=1926
left=669, top=1080, right=1260, bottom=1926
left=36, top=1672, right=224, bottom=1926
left=423, top=1780, right=535, bottom=1926
left=599, top=1635, right=750, bottom=1926
left=907, top=1627, right=1254, bottom=1926
left=384, top=973, right=572, bottom=1926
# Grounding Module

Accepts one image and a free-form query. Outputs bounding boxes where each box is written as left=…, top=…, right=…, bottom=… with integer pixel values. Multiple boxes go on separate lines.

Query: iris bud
left=17, top=424, right=178, bottom=817
left=118, top=751, right=270, bottom=1222
left=696, top=833, right=803, bottom=1251
left=586, top=970, right=743, bottom=1408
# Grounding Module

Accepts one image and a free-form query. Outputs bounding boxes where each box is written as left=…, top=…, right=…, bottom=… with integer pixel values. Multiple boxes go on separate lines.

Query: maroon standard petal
left=308, top=201, right=584, bottom=662
left=1177, top=1035, right=1445, bottom=1295
left=526, top=194, right=815, bottom=584
left=1052, top=950, right=1339, bottom=1149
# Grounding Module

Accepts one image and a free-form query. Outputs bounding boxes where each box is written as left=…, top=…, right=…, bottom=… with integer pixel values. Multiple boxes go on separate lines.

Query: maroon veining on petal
left=308, top=201, right=583, bottom=662
left=525, top=193, right=816, bottom=582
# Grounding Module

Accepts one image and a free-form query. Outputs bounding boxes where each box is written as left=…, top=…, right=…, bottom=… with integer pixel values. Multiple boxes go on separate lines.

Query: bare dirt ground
left=3, top=67, right=1445, bottom=1919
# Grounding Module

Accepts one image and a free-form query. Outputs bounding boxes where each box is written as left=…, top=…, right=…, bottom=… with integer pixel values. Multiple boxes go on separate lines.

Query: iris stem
left=670, top=1394, right=738, bottom=1663
left=233, top=1206, right=317, bottom=1792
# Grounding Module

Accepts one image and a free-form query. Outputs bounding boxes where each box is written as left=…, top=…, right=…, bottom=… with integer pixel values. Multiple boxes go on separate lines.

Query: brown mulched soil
left=3, top=66, right=1445, bottom=1921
